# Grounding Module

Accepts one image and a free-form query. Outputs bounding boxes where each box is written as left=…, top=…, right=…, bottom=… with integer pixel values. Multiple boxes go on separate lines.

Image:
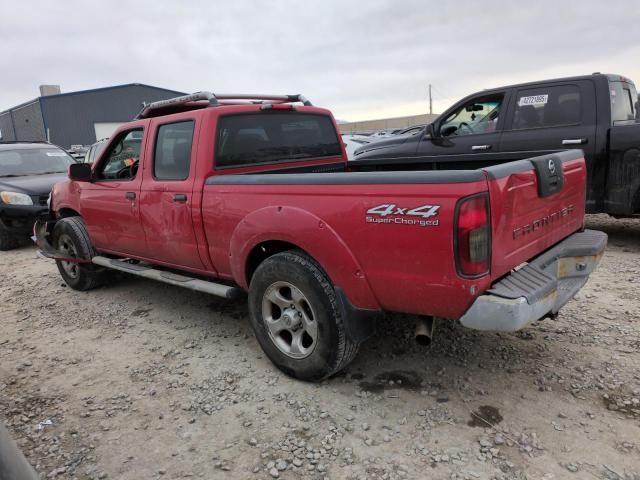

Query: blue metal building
left=0, top=84, right=186, bottom=148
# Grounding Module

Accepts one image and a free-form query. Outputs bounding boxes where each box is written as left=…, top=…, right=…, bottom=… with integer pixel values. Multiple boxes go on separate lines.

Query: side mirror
left=69, top=163, right=92, bottom=182
left=423, top=123, right=436, bottom=140
left=441, top=125, right=458, bottom=137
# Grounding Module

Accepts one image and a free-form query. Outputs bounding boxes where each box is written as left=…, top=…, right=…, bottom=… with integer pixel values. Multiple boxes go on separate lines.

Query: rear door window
left=153, top=121, right=195, bottom=180
left=215, top=113, right=341, bottom=168
left=510, top=85, right=581, bottom=129
left=609, top=81, right=637, bottom=124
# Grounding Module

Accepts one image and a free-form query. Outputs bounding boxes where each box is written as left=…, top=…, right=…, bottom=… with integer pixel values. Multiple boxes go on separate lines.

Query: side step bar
left=91, top=256, right=243, bottom=300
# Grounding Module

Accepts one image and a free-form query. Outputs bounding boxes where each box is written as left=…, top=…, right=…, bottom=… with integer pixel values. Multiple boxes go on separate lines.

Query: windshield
left=0, top=147, right=75, bottom=177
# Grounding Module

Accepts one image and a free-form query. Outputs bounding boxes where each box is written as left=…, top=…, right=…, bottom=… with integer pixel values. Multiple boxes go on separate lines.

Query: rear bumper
left=459, top=229, right=607, bottom=332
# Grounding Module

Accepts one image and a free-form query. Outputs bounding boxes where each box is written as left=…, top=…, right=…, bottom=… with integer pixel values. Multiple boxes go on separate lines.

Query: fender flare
left=229, top=205, right=381, bottom=311
left=51, top=179, right=82, bottom=218
left=55, top=204, right=81, bottom=217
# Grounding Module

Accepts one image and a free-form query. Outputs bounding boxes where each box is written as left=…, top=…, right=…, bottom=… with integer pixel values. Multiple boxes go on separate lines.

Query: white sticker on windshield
left=518, top=94, right=548, bottom=107
left=46, top=151, right=67, bottom=156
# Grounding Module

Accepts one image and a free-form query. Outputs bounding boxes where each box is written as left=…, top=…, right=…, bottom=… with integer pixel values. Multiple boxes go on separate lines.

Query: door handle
left=562, top=138, right=587, bottom=145
left=471, top=144, right=492, bottom=151
left=173, top=194, right=188, bottom=203
left=125, top=192, right=136, bottom=200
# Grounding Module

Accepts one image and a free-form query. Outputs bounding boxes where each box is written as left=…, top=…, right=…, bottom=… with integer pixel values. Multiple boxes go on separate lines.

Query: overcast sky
left=2, top=0, right=639, bottom=121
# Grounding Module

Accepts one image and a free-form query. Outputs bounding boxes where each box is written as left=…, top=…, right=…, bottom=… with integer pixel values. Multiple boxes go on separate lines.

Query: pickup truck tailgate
left=484, top=149, right=587, bottom=280
left=456, top=149, right=607, bottom=332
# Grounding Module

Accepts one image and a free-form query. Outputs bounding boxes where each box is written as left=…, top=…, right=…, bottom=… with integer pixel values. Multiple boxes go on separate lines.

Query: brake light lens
left=455, top=194, right=490, bottom=277
left=260, top=103, right=296, bottom=111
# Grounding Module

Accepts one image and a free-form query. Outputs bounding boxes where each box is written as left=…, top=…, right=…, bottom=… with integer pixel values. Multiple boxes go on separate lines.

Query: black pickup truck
left=352, top=73, right=640, bottom=216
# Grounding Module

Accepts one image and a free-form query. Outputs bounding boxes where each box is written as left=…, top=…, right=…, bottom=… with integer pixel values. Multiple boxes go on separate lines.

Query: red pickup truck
left=36, top=92, right=607, bottom=381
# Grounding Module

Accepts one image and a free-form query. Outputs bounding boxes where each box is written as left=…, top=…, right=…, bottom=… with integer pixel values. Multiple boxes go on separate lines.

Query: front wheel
left=53, top=217, right=102, bottom=291
left=248, top=250, right=359, bottom=381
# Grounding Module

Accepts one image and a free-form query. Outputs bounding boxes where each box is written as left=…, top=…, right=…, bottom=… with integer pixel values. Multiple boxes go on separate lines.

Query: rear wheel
left=248, top=250, right=359, bottom=381
left=0, top=223, right=20, bottom=251
left=53, top=217, right=102, bottom=291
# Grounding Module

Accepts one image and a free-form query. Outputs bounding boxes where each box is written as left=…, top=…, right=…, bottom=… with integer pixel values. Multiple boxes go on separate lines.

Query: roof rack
left=135, top=92, right=312, bottom=119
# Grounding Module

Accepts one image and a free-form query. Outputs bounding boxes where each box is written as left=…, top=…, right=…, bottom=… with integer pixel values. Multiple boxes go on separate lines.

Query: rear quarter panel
left=202, top=176, right=491, bottom=318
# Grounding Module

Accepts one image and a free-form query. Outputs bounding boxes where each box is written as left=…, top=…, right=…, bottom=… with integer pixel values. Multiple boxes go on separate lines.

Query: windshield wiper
left=33, top=171, right=65, bottom=175
left=0, top=174, right=21, bottom=178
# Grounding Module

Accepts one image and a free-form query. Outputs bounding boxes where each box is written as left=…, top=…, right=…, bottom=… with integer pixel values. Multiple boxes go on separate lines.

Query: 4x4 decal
left=366, top=203, right=441, bottom=227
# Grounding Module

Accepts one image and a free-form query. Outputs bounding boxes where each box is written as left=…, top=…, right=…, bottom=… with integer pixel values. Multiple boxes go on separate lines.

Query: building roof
left=0, top=141, right=55, bottom=150
left=1, top=83, right=187, bottom=115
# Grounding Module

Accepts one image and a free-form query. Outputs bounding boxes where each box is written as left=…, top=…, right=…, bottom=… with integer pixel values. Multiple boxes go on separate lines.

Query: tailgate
left=484, top=149, right=586, bottom=280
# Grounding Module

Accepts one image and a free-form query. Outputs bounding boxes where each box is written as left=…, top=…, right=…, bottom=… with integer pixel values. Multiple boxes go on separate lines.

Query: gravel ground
left=1, top=214, right=639, bottom=480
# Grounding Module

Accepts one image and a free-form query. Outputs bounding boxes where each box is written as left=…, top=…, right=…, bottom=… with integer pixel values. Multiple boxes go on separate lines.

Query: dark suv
left=0, top=142, right=75, bottom=250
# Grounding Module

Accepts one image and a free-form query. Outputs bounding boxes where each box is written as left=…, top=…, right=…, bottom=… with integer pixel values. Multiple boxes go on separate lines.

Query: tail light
left=260, top=103, right=296, bottom=111
left=455, top=193, right=491, bottom=277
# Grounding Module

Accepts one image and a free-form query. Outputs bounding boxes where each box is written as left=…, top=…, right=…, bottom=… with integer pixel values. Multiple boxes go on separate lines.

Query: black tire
left=0, top=223, right=20, bottom=251
left=52, top=217, right=103, bottom=291
left=248, top=250, right=359, bottom=381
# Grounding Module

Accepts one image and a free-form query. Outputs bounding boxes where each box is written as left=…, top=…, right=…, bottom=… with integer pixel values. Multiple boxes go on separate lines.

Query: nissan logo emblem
left=548, top=159, right=556, bottom=175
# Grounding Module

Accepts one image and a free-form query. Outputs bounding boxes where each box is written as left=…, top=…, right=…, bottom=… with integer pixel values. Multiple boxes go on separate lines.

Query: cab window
left=439, top=95, right=504, bottom=137
left=610, top=81, right=637, bottom=124
left=97, top=129, right=143, bottom=180
left=510, top=85, right=581, bottom=129
left=215, top=113, right=341, bottom=168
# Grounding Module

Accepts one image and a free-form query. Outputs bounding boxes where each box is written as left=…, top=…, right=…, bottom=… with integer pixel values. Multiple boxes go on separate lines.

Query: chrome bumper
left=459, top=229, right=607, bottom=332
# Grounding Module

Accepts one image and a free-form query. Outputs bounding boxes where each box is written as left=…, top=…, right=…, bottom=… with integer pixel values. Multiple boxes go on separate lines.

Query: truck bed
left=200, top=149, right=587, bottom=320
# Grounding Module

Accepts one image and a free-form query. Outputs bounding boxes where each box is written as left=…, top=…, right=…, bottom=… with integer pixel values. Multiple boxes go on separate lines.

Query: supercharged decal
left=366, top=203, right=440, bottom=227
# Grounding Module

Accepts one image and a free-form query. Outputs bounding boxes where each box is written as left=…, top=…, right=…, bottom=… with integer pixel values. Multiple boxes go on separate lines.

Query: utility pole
left=428, top=84, right=433, bottom=114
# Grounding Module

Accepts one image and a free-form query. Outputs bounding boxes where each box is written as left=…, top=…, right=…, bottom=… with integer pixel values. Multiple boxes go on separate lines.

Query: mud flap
left=335, top=287, right=379, bottom=344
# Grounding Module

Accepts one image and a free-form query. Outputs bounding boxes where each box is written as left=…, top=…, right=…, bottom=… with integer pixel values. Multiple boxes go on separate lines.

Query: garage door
left=93, top=122, right=124, bottom=141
